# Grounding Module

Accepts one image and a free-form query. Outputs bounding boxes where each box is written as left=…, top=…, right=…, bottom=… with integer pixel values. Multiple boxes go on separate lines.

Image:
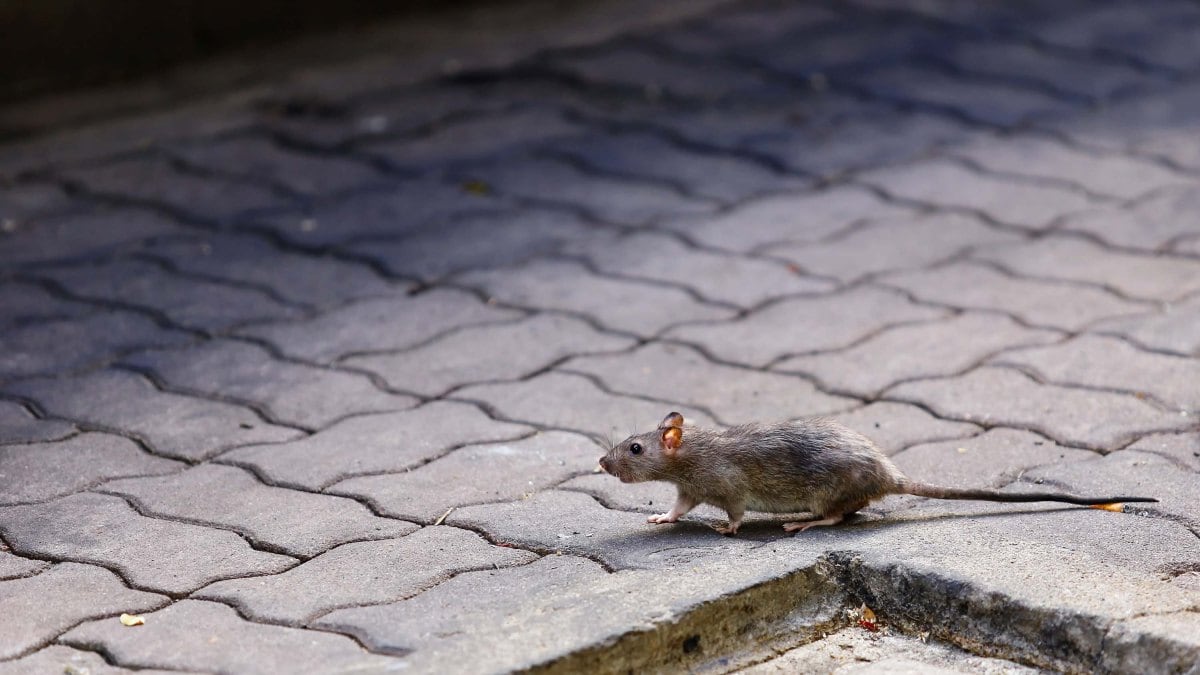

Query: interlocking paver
left=1030, top=3, right=1200, bottom=71
left=0, top=400, right=74, bottom=444
left=123, top=339, right=416, bottom=429
left=557, top=472, right=685, bottom=517
left=1126, top=432, right=1200, bottom=472
left=344, top=314, right=634, bottom=397
left=0, top=432, right=182, bottom=506
left=975, top=236, right=1200, bottom=302
left=771, top=212, right=1022, bottom=283
left=0, top=207, right=190, bottom=268
left=886, top=366, right=1194, bottom=450
left=170, top=135, right=385, bottom=196
left=0, top=562, right=165, bottom=659
left=101, top=464, right=416, bottom=558
left=775, top=313, right=1062, bottom=397
left=0, top=645, right=186, bottom=675
left=60, top=600, right=400, bottom=673
left=220, top=401, right=532, bottom=490
left=459, top=259, right=734, bottom=336
left=656, top=3, right=838, bottom=54
left=1103, top=613, right=1200, bottom=675
left=0, top=551, right=48, bottom=580
left=0, top=493, right=295, bottom=594
left=196, top=526, right=538, bottom=624
left=330, top=431, right=603, bottom=522
left=0, top=280, right=93, bottom=329
left=860, top=158, right=1093, bottom=230
left=565, top=342, right=855, bottom=425
left=994, top=334, right=1200, bottom=413
left=826, top=401, right=981, bottom=455
left=882, top=262, right=1149, bottom=331
left=668, top=285, right=949, bottom=368
left=452, top=371, right=717, bottom=440
left=0, top=181, right=74, bottom=223
left=6, top=369, right=301, bottom=461
left=237, top=287, right=521, bottom=364
left=564, top=229, right=836, bottom=307
left=1091, top=293, right=1200, bottom=357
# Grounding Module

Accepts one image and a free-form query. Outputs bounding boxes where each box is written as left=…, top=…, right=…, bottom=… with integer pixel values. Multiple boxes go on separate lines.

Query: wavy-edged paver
left=886, top=366, right=1194, bottom=450
left=827, top=402, right=981, bottom=455
left=7, top=369, right=301, bottom=461
left=0, top=562, right=165, bottom=659
left=0, top=432, right=182, bottom=506
left=1091, top=293, right=1200, bottom=357
left=195, top=526, right=539, bottom=624
left=1056, top=185, right=1200, bottom=252
left=891, top=428, right=1096, bottom=492
left=330, top=431, right=600, bottom=522
left=344, top=313, right=634, bottom=397
left=668, top=285, right=948, bottom=368
left=0, top=645, right=188, bottom=675
left=101, top=464, right=417, bottom=558
left=1126, top=433, right=1200, bottom=472
left=565, top=342, right=855, bottom=425
left=0, top=493, right=295, bottom=594
left=0, top=207, right=190, bottom=268
left=60, top=600, right=400, bottom=674
left=0, top=551, right=48, bottom=580
left=220, top=401, right=532, bottom=490
left=0, top=280, right=93, bottom=329
left=0, top=400, right=74, bottom=444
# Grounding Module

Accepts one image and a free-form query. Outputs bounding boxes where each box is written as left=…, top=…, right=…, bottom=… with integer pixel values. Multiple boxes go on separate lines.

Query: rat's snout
left=598, top=456, right=612, bottom=474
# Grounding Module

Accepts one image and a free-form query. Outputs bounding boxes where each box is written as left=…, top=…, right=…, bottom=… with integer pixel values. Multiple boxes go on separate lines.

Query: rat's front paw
left=647, top=513, right=678, bottom=524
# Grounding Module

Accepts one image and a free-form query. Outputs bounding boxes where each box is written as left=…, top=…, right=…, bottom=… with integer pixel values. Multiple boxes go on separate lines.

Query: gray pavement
left=2, top=0, right=1200, bottom=672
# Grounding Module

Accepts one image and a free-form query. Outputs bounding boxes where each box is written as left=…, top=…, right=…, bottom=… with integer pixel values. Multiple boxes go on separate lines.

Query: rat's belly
left=745, top=494, right=814, bottom=514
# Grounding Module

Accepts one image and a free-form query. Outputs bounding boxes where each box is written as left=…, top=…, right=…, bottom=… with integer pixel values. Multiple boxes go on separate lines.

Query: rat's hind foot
left=712, top=519, right=741, bottom=536
left=647, top=513, right=680, bottom=524
left=783, top=514, right=844, bottom=533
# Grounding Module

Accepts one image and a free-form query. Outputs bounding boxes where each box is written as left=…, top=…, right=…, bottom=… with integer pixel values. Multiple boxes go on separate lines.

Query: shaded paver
left=0, top=400, right=74, bottom=444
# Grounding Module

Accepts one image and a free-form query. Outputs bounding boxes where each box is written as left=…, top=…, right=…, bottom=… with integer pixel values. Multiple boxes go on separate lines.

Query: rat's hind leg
left=783, top=514, right=843, bottom=533
left=648, top=492, right=698, bottom=524
left=713, top=502, right=745, bottom=536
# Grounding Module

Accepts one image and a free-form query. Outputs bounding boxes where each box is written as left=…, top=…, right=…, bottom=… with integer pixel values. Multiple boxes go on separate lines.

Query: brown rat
left=598, top=412, right=1158, bottom=535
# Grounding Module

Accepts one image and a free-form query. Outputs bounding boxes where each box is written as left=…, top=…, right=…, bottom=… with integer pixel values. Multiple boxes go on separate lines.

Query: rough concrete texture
left=1, top=0, right=1199, bottom=672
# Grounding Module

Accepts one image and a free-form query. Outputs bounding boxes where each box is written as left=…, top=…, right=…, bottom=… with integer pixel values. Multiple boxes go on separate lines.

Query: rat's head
left=599, top=412, right=685, bottom=483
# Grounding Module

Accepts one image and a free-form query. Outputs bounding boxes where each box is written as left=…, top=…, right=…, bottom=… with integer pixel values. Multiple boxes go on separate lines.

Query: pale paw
left=648, top=513, right=678, bottom=524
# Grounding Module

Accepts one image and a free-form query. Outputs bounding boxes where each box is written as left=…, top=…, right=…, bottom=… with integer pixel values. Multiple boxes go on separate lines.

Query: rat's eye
left=629, top=442, right=643, bottom=455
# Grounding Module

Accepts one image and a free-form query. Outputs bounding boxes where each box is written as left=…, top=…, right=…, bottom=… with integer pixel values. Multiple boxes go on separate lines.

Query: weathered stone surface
left=0, top=493, right=294, bottom=594
left=1056, top=185, right=1200, bottom=252
left=196, top=526, right=538, bottom=624
left=171, top=135, right=384, bottom=196
left=0, top=182, right=73, bottom=222
left=891, top=428, right=1096, bottom=491
left=772, top=212, right=1021, bottom=283
left=883, top=262, right=1149, bottom=331
left=60, top=600, right=399, bottom=673
left=0, top=280, right=91, bottom=330
left=859, top=159, right=1091, bottom=230
left=1126, top=432, right=1200, bottom=472
left=1102, top=612, right=1200, bottom=675
left=7, top=369, right=301, bottom=461
left=123, top=340, right=416, bottom=429
left=0, top=400, right=74, bottom=444
left=0, top=432, right=182, bottom=505
left=1031, top=2, right=1200, bottom=71
left=0, top=207, right=190, bottom=268
left=558, top=472, right=685, bottom=516
left=220, top=401, right=532, bottom=490
left=975, top=236, right=1200, bottom=302
left=565, top=342, right=855, bottom=425
left=775, top=313, right=1061, bottom=397
left=452, top=371, right=717, bottom=441
left=330, top=431, right=600, bottom=522
left=0, top=551, right=48, bottom=580
left=668, top=286, right=948, bottom=368
left=344, top=314, right=634, bottom=397
left=0, top=645, right=186, bottom=675
left=101, top=464, right=416, bottom=558
left=1091, top=293, right=1200, bottom=356
left=237, top=287, right=520, bottom=364
left=825, top=402, right=981, bottom=455
left=886, top=366, right=1193, bottom=450
left=0, top=562, right=165, bottom=659
left=459, top=260, right=734, bottom=336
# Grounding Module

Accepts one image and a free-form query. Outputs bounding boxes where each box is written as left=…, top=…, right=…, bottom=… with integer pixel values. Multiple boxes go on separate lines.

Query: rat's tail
left=898, top=480, right=1158, bottom=506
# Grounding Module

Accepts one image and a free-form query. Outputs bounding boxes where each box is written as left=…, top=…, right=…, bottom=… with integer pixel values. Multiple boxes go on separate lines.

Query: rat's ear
left=659, top=412, right=684, bottom=455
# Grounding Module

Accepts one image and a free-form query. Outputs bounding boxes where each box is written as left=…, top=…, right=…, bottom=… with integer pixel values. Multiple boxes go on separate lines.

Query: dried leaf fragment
left=857, top=604, right=878, bottom=632
left=461, top=180, right=492, bottom=195
left=1090, top=503, right=1125, bottom=512
left=119, top=613, right=145, bottom=627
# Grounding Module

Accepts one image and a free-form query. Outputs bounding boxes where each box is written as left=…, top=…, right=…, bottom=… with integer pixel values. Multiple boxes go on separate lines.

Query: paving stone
left=0, top=181, right=74, bottom=223
left=237, top=287, right=521, bottom=364
left=775, top=313, right=1062, bottom=397
left=1091, top=293, right=1200, bottom=356
left=344, top=314, right=634, bottom=397
left=100, top=464, right=417, bottom=558
left=452, top=371, right=717, bottom=441
left=196, top=526, right=538, bottom=624
left=826, top=402, right=981, bottom=455
left=975, top=236, right=1200, bottom=302
left=0, top=551, right=48, bottom=580
left=772, top=212, right=1021, bottom=283
left=122, top=339, right=416, bottom=429
left=341, top=208, right=598, bottom=281
left=60, top=600, right=399, bottom=674
left=558, top=472, right=692, bottom=517
left=7, top=369, right=301, bottom=461
left=459, top=259, right=734, bottom=336
left=747, top=16, right=944, bottom=77
left=139, top=233, right=399, bottom=309
left=170, top=135, right=385, bottom=196
left=549, top=130, right=809, bottom=203
left=660, top=186, right=911, bottom=253
left=0, top=432, right=182, bottom=506
left=1126, top=432, right=1200, bottom=472
left=656, top=3, right=839, bottom=54
left=0, top=206, right=191, bottom=268
left=60, top=156, right=283, bottom=223
left=994, top=334, right=1200, bottom=414
left=1174, top=234, right=1200, bottom=256
left=220, top=401, right=533, bottom=490
left=331, top=431, right=605, bottom=522
left=1104, top=612, right=1200, bottom=675
left=0, top=400, right=74, bottom=444
left=565, top=342, right=855, bottom=425
left=668, top=286, right=948, bottom=368
left=882, top=262, right=1149, bottom=331
left=564, top=229, right=836, bottom=307
left=886, top=366, right=1194, bottom=450
left=0, top=645, right=186, bottom=675
left=0, top=280, right=93, bottom=330
left=38, top=258, right=303, bottom=334
left=0, top=493, right=294, bottom=594
left=0, top=562, right=165, bottom=660
left=1031, top=2, right=1200, bottom=71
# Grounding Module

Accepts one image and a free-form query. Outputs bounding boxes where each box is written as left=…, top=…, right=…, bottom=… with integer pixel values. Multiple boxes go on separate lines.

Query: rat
left=598, top=412, right=1158, bottom=535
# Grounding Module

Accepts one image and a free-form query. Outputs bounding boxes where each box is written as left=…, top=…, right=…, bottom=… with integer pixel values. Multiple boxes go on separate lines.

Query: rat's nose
left=598, top=456, right=610, bottom=473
